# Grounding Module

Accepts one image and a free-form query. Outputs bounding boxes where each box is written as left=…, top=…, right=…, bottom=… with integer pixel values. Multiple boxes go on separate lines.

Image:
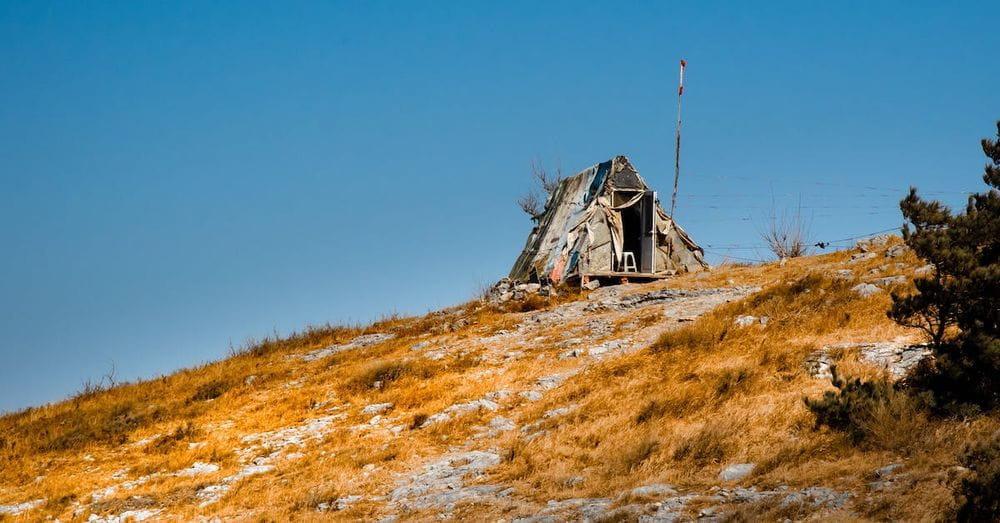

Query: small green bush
left=803, top=366, right=893, bottom=444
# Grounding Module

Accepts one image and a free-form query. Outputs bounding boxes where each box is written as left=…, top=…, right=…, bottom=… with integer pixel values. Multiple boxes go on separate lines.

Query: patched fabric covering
left=510, top=156, right=707, bottom=283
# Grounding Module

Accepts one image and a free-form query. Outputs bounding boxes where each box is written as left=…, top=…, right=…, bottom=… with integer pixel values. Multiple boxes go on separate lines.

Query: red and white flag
left=678, top=59, right=686, bottom=96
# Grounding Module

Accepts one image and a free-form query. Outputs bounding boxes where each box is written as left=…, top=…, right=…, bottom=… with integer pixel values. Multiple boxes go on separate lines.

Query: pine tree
left=890, top=120, right=1000, bottom=413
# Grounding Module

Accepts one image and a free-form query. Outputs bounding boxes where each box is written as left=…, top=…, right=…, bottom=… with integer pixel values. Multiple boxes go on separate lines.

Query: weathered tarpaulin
left=509, top=156, right=707, bottom=283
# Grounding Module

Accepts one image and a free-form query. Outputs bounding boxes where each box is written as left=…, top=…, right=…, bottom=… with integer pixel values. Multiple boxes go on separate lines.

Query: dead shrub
left=43, top=402, right=153, bottom=451
left=145, top=422, right=199, bottom=454
left=635, top=400, right=668, bottom=425
left=188, top=379, right=232, bottom=402
left=651, top=320, right=725, bottom=353
left=711, top=367, right=755, bottom=399
left=756, top=199, right=811, bottom=259
left=855, top=386, right=929, bottom=453
left=618, top=436, right=660, bottom=473
left=507, top=294, right=548, bottom=313
left=672, top=421, right=733, bottom=466
left=409, top=413, right=428, bottom=430
left=348, top=359, right=433, bottom=391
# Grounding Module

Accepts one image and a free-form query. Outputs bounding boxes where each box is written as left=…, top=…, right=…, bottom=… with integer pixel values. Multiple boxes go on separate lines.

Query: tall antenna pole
left=669, top=59, right=686, bottom=224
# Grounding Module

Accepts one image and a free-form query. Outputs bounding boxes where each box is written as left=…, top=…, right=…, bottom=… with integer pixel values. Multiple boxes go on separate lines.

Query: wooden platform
left=582, top=270, right=675, bottom=280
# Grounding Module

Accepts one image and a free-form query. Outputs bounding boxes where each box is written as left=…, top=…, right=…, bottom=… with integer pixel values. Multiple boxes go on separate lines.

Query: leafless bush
left=758, top=199, right=811, bottom=259
left=517, top=159, right=563, bottom=219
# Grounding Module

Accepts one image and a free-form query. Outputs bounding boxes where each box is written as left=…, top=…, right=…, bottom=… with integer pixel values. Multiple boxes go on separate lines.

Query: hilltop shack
left=510, top=155, right=707, bottom=284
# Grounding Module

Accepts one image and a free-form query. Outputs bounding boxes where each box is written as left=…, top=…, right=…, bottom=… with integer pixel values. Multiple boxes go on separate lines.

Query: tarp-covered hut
left=510, top=155, right=707, bottom=283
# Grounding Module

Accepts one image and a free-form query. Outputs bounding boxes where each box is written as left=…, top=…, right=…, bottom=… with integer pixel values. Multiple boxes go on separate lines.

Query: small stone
left=582, top=280, right=601, bottom=291
left=420, top=412, right=451, bottom=428
left=543, top=406, right=572, bottom=418
left=734, top=315, right=757, bottom=327
left=872, top=275, right=907, bottom=286
left=875, top=463, right=902, bottom=478
left=244, top=375, right=258, bottom=386
left=914, top=264, right=934, bottom=275
left=485, top=389, right=511, bottom=401
left=559, top=349, right=581, bottom=359
left=630, top=483, right=677, bottom=498
left=758, top=316, right=770, bottom=326
left=857, top=235, right=889, bottom=251
left=362, top=402, right=394, bottom=415
left=886, top=244, right=908, bottom=258
left=489, top=416, right=516, bottom=431
left=849, top=252, right=878, bottom=264
left=852, top=283, right=881, bottom=297
left=833, top=269, right=855, bottom=280
left=519, top=390, right=543, bottom=401
left=719, top=463, right=755, bottom=481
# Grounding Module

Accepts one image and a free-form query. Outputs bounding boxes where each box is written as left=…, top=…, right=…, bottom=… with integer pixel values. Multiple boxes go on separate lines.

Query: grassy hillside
left=1, top=237, right=994, bottom=521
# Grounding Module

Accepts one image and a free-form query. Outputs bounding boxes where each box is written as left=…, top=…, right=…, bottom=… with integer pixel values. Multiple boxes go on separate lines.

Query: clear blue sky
left=2, top=1, right=998, bottom=413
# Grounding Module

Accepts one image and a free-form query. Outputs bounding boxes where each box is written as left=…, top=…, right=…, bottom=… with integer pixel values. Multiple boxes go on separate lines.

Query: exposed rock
left=811, top=342, right=931, bottom=379
left=519, top=390, right=543, bottom=401
left=779, top=486, right=851, bottom=509
left=543, top=406, right=573, bottom=418
left=638, top=494, right=697, bottom=522
left=0, top=499, right=45, bottom=516
left=177, top=461, right=220, bottom=476
left=317, top=495, right=362, bottom=512
left=559, top=348, right=582, bottom=359
left=805, top=350, right=834, bottom=380
left=362, top=403, right=394, bottom=415
left=871, top=275, right=907, bottom=286
left=389, top=451, right=504, bottom=511
left=875, top=463, right=903, bottom=478
left=536, top=371, right=576, bottom=390
left=849, top=252, right=878, bottom=264
left=588, top=339, right=629, bottom=357
left=420, top=413, right=451, bottom=428
left=87, top=509, right=162, bottom=522
left=719, top=463, right=755, bottom=481
left=446, top=399, right=499, bottom=414
left=489, top=416, right=516, bottom=431
left=630, top=484, right=678, bottom=498
left=588, top=287, right=758, bottom=312
left=852, top=283, right=881, bottom=297
left=516, top=283, right=542, bottom=294
left=833, top=269, right=855, bottom=280
left=302, top=333, right=395, bottom=361
left=582, top=280, right=601, bottom=291
left=485, top=389, right=511, bottom=401
left=859, top=343, right=931, bottom=378
left=734, top=315, right=757, bottom=327
left=857, top=235, right=889, bottom=251
left=885, top=244, right=908, bottom=258
left=914, top=264, right=934, bottom=275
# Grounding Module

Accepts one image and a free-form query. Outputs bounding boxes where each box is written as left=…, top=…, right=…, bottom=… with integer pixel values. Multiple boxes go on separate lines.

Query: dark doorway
left=619, top=191, right=656, bottom=273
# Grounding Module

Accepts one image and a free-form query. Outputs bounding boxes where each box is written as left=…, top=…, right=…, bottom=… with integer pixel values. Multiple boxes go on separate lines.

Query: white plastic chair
left=621, top=252, right=638, bottom=272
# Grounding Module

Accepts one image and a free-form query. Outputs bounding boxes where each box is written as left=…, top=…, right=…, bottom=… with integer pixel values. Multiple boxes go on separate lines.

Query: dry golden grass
left=0, top=237, right=994, bottom=521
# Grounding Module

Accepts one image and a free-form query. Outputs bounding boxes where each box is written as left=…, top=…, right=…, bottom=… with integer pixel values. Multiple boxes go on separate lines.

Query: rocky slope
left=1, top=236, right=994, bottom=521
